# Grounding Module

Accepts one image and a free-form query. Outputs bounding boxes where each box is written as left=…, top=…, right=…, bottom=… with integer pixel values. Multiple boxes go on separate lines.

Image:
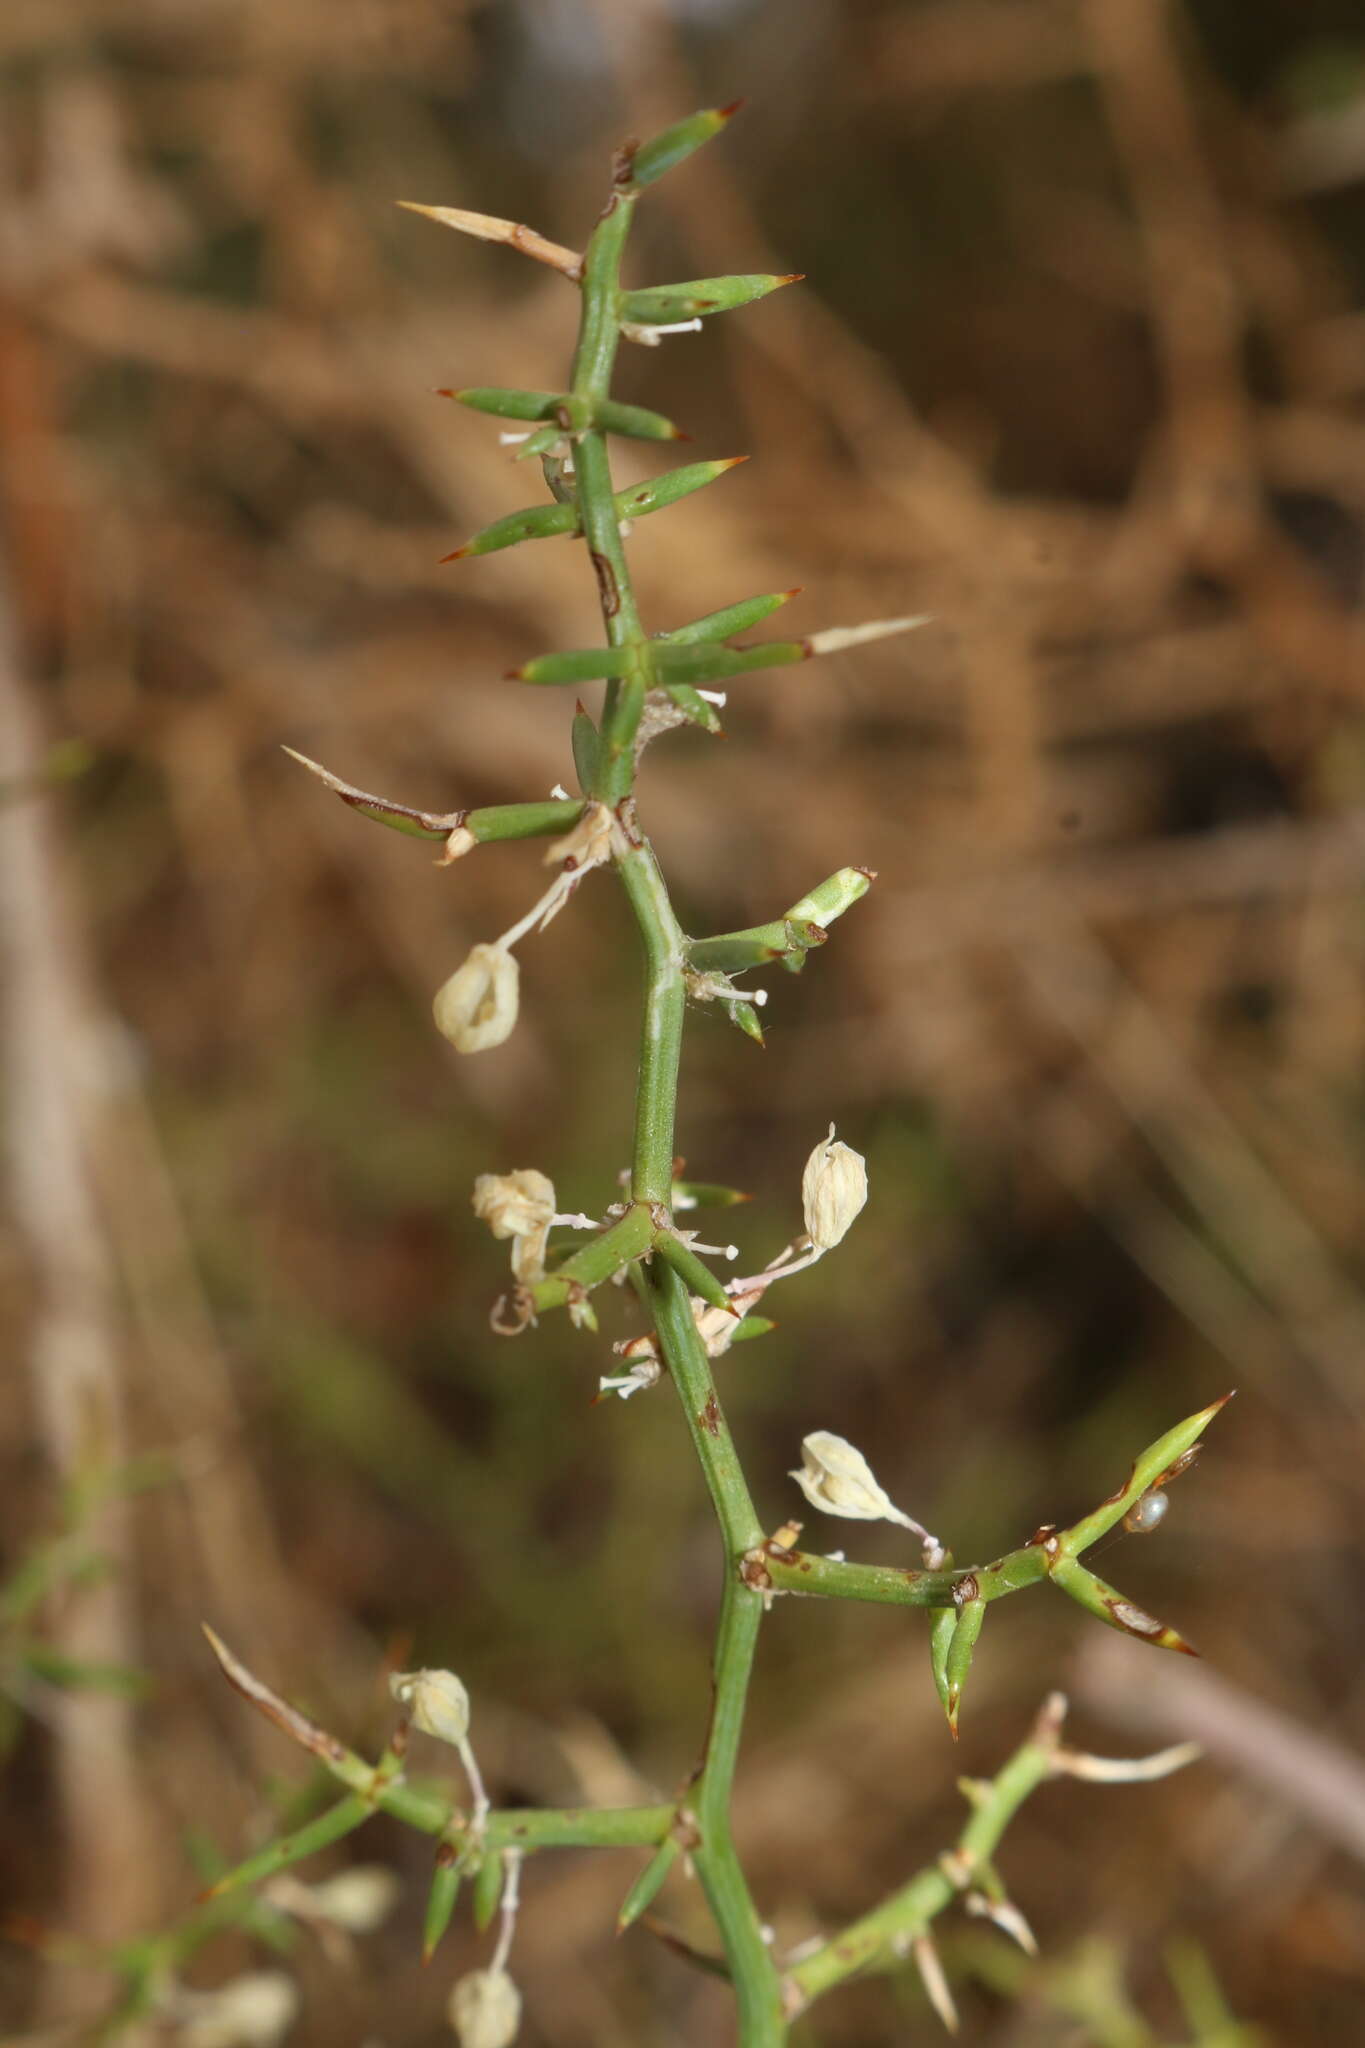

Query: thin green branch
left=784, top=1704, right=1059, bottom=2012
left=613, top=834, right=687, bottom=1205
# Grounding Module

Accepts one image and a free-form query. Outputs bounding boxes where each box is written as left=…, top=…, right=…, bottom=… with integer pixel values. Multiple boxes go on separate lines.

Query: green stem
left=615, top=833, right=687, bottom=1204
left=784, top=1721, right=1056, bottom=2011
left=760, top=1542, right=1049, bottom=1609
left=647, top=1260, right=760, bottom=1549
left=693, top=1576, right=786, bottom=2044
left=570, top=189, right=648, bottom=801
left=569, top=173, right=784, bottom=2035
left=646, top=1257, right=784, bottom=2040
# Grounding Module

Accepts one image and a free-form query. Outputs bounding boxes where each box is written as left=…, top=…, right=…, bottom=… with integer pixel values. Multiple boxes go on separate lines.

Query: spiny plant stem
left=613, top=836, right=686, bottom=1204
left=571, top=188, right=646, bottom=795
left=564, top=168, right=783, bottom=2024
left=784, top=1709, right=1060, bottom=2011
left=692, top=1576, right=785, bottom=2042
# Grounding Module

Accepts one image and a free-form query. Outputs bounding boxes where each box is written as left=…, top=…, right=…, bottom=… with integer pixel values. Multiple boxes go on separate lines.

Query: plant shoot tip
left=718, top=98, right=747, bottom=120
left=440, top=546, right=470, bottom=563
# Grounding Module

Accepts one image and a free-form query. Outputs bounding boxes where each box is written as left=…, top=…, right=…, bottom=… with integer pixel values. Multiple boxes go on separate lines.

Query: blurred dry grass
left=3, top=0, right=1365, bottom=2041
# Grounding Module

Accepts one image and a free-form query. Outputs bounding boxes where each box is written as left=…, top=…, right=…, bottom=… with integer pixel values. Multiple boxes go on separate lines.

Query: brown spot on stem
left=590, top=550, right=621, bottom=617
left=739, top=1550, right=772, bottom=1593
left=700, top=1394, right=721, bottom=1437
left=672, top=1810, right=702, bottom=1853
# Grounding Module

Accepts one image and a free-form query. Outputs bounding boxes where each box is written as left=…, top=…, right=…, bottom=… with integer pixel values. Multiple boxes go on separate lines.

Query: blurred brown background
left=3, top=0, right=1365, bottom=2041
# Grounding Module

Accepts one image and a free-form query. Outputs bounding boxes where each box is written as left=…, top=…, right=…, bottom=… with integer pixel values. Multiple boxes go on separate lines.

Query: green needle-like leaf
left=652, top=1233, right=736, bottom=1315
left=929, top=1605, right=956, bottom=1715
left=784, top=867, right=874, bottom=927
left=1059, top=1393, right=1233, bottom=1558
left=617, top=1836, right=680, bottom=1932
left=514, top=648, right=637, bottom=685
left=614, top=456, right=748, bottom=521
left=944, top=1597, right=986, bottom=1739
left=472, top=1849, right=504, bottom=1931
left=442, top=499, right=579, bottom=561
left=671, top=1181, right=752, bottom=1210
left=727, top=1002, right=765, bottom=1045
left=663, top=682, right=725, bottom=733
left=446, top=387, right=574, bottom=423
left=620, top=274, right=801, bottom=324
left=446, top=459, right=745, bottom=565
left=572, top=708, right=601, bottom=793
left=596, top=398, right=687, bottom=441
left=688, top=921, right=825, bottom=973
left=620, top=103, right=743, bottom=190
left=1049, top=1556, right=1198, bottom=1655
left=422, top=1847, right=463, bottom=1963
left=651, top=640, right=808, bottom=686
left=660, top=589, right=801, bottom=644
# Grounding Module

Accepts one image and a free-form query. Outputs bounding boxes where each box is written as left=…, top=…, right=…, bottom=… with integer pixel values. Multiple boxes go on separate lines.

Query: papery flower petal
left=389, top=1668, right=471, bottom=1747
left=448, top=1968, right=522, bottom=2048
left=801, top=1127, right=867, bottom=1251
left=433, top=945, right=519, bottom=1053
left=472, top=1170, right=556, bottom=1240
left=790, top=1430, right=898, bottom=1521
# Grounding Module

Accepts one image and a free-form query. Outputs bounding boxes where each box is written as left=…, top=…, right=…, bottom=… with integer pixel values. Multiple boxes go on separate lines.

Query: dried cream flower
left=801, top=1127, right=867, bottom=1251
left=438, top=824, right=477, bottom=865
left=790, top=1432, right=903, bottom=1522
left=448, top=1968, right=522, bottom=2048
left=303, top=1865, right=403, bottom=1933
left=545, top=799, right=612, bottom=871
left=789, top=1431, right=943, bottom=1564
left=178, top=1972, right=299, bottom=2048
left=472, top=1170, right=556, bottom=1285
left=389, top=1668, right=471, bottom=1748
left=433, top=945, right=519, bottom=1053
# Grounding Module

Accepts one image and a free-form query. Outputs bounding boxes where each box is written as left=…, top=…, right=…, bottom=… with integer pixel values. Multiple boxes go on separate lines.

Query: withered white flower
left=389, top=1668, right=471, bottom=1748
left=472, top=1169, right=556, bottom=1284
left=437, top=824, right=477, bottom=865
left=448, top=1967, right=522, bottom=2048
left=433, top=944, right=519, bottom=1053
left=177, top=1971, right=299, bottom=2048
left=598, top=1356, right=661, bottom=1400
left=790, top=1432, right=902, bottom=1522
left=544, top=798, right=612, bottom=871
left=303, top=1864, right=403, bottom=1933
left=801, top=1126, right=867, bottom=1251
left=790, top=1431, right=943, bottom=1563
left=389, top=1667, right=490, bottom=1822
